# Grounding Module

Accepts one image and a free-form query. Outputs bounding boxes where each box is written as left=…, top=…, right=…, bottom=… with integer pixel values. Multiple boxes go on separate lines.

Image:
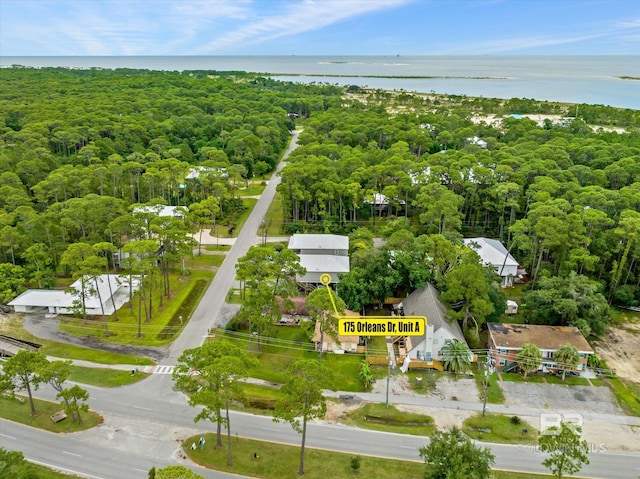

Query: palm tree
left=441, top=339, right=471, bottom=373
left=554, top=344, right=580, bottom=380
left=516, top=343, right=542, bottom=378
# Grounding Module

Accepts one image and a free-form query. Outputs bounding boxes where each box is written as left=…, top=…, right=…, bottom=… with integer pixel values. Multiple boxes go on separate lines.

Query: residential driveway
left=499, top=381, right=622, bottom=415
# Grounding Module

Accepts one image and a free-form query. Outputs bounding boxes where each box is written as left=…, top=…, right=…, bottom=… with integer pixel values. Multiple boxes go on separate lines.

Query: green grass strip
left=0, top=395, right=101, bottom=433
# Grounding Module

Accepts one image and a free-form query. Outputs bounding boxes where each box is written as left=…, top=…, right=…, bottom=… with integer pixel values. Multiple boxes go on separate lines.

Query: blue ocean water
left=2, top=55, right=638, bottom=109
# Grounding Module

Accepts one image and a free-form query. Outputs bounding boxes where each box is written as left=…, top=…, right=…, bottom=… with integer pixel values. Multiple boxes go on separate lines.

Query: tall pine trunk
left=299, top=393, right=309, bottom=476
left=226, top=399, right=232, bottom=466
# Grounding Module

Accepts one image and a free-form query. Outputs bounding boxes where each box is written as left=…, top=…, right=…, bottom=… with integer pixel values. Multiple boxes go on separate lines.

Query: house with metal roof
left=8, top=274, right=139, bottom=316
left=287, top=234, right=349, bottom=284
left=463, top=237, right=520, bottom=287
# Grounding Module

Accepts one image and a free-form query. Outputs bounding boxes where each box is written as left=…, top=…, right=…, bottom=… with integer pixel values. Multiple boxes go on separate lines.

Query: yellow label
left=338, top=318, right=425, bottom=336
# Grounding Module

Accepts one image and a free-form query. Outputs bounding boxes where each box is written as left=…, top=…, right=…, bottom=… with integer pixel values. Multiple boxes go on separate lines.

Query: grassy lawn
left=217, top=325, right=365, bottom=391
left=183, top=434, right=555, bottom=479
left=30, top=464, right=84, bottom=479
left=236, top=182, right=266, bottom=196
left=544, top=374, right=591, bottom=386
left=68, top=365, right=150, bottom=387
left=203, top=244, right=231, bottom=252
left=59, top=270, right=212, bottom=346
left=610, top=307, right=640, bottom=325
left=474, top=372, right=505, bottom=404
left=238, top=383, right=285, bottom=413
left=0, top=395, right=101, bottom=433
left=462, top=412, right=538, bottom=445
left=343, top=403, right=435, bottom=436
left=186, top=253, right=225, bottom=268
left=365, top=335, right=390, bottom=359
left=500, top=372, right=546, bottom=383
left=0, top=316, right=155, bottom=365
left=264, top=191, right=285, bottom=236
left=215, top=198, right=258, bottom=238
left=606, top=377, right=640, bottom=416
left=226, top=288, right=243, bottom=304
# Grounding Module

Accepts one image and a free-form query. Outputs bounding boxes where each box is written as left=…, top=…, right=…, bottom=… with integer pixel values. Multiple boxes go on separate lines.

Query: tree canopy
left=273, top=359, right=334, bottom=475
left=419, top=426, right=495, bottom=479
left=539, top=423, right=590, bottom=478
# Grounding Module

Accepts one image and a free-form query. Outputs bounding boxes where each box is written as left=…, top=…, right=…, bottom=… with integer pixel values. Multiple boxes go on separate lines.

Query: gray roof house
left=288, top=234, right=349, bottom=284
left=9, top=275, right=139, bottom=316
left=463, top=237, right=519, bottom=287
left=395, top=283, right=470, bottom=369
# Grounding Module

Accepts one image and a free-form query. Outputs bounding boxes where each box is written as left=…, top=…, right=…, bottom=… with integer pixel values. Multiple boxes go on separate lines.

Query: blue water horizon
left=2, top=55, right=638, bottom=109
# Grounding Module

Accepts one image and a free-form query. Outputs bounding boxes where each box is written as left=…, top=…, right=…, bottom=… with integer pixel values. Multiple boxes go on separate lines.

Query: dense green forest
left=276, top=87, right=640, bottom=340
left=0, top=68, right=343, bottom=302
left=1, top=67, right=638, bottom=345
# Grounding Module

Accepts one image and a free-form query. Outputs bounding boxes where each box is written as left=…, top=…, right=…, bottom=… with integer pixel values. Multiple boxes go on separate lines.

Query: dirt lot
left=592, top=320, right=640, bottom=385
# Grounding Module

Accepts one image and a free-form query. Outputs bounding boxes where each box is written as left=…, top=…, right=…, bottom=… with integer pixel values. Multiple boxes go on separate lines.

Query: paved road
left=4, top=380, right=640, bottom=479
left=166, top=130, right=300, bottom=365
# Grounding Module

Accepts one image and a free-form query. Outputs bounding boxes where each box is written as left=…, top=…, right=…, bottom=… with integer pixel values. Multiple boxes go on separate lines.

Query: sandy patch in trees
left=593, top=321, right=640, bottom=384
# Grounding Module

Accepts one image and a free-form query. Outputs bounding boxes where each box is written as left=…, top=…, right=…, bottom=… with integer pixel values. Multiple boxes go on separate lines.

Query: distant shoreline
left=266, top=73, right=508, bottom=80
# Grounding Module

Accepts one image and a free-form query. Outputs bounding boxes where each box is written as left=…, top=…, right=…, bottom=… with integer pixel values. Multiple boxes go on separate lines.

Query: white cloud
left=617, top=18, right=640, bottom=29
left=194, top=0, right=412, bottom=54
left=439, top=16, right=640, bottom=55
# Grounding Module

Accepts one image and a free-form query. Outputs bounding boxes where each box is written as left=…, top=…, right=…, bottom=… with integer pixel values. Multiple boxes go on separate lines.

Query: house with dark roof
left=394, top=283, right=471, bottom=370
left=463, top=237, right=520, bottom=287
left=487, top=323, right=593, bottom=373
left=287, top=234, right=349, bottom=284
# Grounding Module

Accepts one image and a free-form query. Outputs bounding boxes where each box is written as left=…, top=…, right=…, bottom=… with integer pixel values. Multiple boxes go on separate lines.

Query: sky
left=1, top=0, right=639, bottom=56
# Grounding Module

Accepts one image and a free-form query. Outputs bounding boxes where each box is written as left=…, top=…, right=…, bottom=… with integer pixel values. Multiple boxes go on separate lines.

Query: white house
left=185, top=166, right=227, bottom=180
left=133, top=205, right=187, bottom=218
left=467, top=136, right=488, bottom=149
left=396, top=283, right=470, bottom=367
left=9, top=275, right=139, bottom=316
left=287, top=234, right=349, bottom=284
left=463, top=237, right=520, bottom=287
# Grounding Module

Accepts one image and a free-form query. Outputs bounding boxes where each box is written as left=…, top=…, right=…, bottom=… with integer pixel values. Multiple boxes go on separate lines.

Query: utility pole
left=482, top=352, right=491, bottom=417
left=385, top=357, right=390, bottom=408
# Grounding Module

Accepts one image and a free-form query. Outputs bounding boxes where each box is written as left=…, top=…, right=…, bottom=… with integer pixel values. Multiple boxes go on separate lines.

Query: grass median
left=462, top=412, right=538, bottom=445
left=0, top=395, right=101, bottom=433
left=183, top=434, right=555, bottom=479
left=343, top=403, right=435, bottom=436
left=68, top=365, right=150, bottom=387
